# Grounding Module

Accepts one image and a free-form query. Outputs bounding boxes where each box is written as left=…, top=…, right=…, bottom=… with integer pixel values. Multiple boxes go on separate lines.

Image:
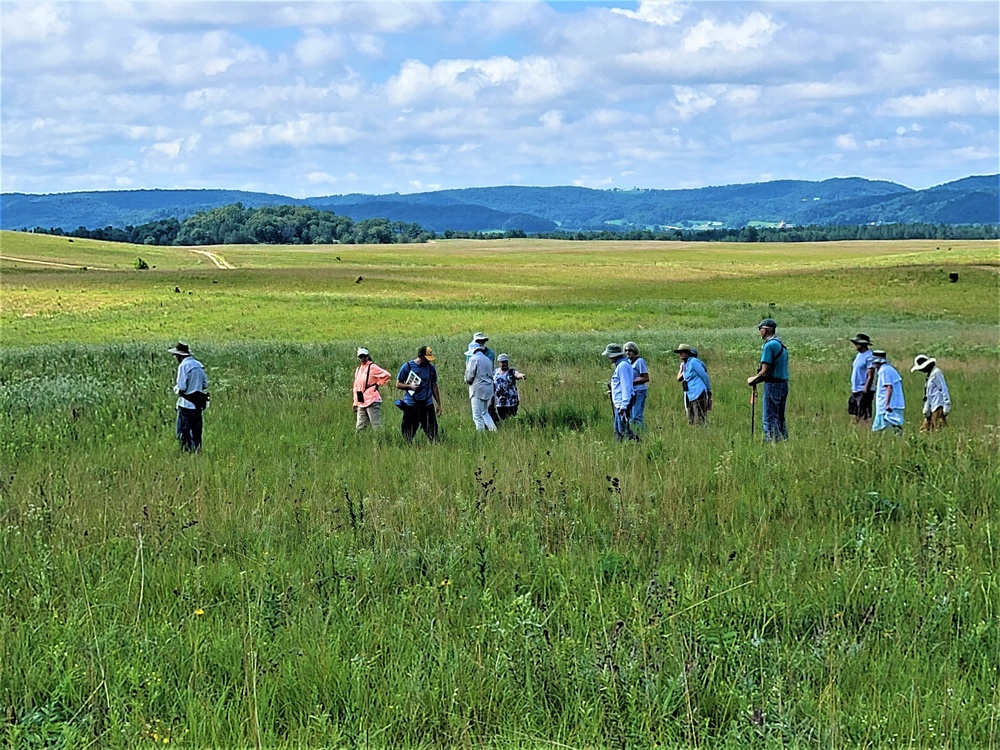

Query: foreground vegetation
left=1, top=235, right=997, bottom=748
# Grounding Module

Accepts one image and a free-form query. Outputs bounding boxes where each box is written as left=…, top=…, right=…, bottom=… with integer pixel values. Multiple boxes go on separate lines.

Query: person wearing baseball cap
left=353, top=347, right=392, bottom=432
left=395, top=346, right=442, bottom=442
left=168, top=341, right=208, bottom=452
left=746, top=318, right=789, bottom=441
left=872, top=351, right=905, bottom=434
left=848, top=333, right=875, bottom=422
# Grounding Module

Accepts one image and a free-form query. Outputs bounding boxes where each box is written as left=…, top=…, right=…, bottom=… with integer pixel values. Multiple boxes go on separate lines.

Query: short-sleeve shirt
left=761, top=337, right=789, bottom=381
left=397, top=359, right=438, bottom=406
left=875, top=364, right=905, bottom=413
left=851, top=350, right=873, bottom=392
left=631, top=357, right=649, bottom=392
left=493, top=369, right=520, bottom=407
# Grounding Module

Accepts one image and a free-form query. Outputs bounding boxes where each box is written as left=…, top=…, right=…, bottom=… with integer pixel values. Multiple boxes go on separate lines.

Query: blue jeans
left=762, top=381, right=788, bottom=442
left=630, top=389, right=647, bottom=431
left=614, top=406, right=639, bottom=442
left=176, top=407, right=203, bottom=452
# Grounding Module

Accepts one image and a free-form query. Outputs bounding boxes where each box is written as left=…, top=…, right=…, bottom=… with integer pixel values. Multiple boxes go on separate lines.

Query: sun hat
left=850, top=333, right=872, bottom=345
left=168, top=342, right=191, bottom=356
left=464, top=343, right=486, bottom=357
left=623, top=341, right=640, bottom=354
left=911, top=354, right=936, bottom=372
left=473, top=332, right=489, bottom=342
left=417, top=345, right=435, bottom=361
left=673, top=343, right=695, bottom=354
left=871, top=349, right=888, bottom=364
left=357, top=347, right=370, bottom=357
left=757, top=318, right=778, bottom=330
left=602, top=343, right=624, bottom=358
left=497, top=354, right=510, bottom=363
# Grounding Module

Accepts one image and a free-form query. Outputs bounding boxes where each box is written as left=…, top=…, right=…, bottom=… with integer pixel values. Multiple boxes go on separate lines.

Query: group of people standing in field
left=166, top=320, right=953, bottom=451
left=847, top=332, right=952, bottom=435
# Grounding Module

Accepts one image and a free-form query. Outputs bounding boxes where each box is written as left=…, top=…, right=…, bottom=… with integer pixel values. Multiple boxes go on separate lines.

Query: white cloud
left=0, top=3, right=68, bottom=44
left=295, top=30, right=344, bottom=66
left=682, top=12, right=779, bottom=53
left=672, top=87, right=716, bottom=120
left=610, top=1, right=685, bottom=27
left=880, top=87, right=998, bottom=117
left=835, top=134, right=858, bottom=150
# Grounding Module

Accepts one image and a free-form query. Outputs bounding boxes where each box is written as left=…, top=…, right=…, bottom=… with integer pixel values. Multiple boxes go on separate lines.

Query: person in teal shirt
left=746, top=318, right=789, bottom=441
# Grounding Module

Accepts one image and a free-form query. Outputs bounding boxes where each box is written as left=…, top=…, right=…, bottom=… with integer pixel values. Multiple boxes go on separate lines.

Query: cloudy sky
left=1, top=1, right=997, bottom=197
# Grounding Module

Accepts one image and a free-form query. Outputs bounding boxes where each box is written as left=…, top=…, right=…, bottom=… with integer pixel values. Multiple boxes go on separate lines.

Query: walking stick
left=751, top=384, right=757, bottom=437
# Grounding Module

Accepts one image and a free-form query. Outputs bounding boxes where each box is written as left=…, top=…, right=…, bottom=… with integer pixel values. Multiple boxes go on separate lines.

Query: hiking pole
left=750, top=384, right=757, bottom=437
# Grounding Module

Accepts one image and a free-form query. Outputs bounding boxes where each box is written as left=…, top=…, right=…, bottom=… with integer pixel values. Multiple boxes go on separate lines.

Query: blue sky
left=1, top=1, right=997, bottom=197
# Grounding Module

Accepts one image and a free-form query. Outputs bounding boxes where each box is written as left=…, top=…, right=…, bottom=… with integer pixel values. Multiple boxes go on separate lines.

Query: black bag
left=185, top=391, right=210, bottom=410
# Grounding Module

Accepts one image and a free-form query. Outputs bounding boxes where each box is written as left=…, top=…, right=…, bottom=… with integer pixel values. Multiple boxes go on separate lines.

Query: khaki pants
left=356, top=402, right=383, bottom=431
left=920, top=407, right=947, bottom=432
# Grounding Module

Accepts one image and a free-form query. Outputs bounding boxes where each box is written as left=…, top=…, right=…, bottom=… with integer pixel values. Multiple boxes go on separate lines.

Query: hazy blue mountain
left=2, top=175, right=996, bottom=233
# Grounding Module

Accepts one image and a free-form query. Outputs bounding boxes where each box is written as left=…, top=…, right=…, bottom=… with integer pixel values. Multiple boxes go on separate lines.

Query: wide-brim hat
left=465, top=344, right=485, bottom=357
left=673, top=343, right=695, bottom=354
left=850, top=333, right=872, bottom=345
left=911, top=354, right=936, bottom=372
left=168, top=342, right=191, bottom=356
left=602, top=343, right=624, bottom=358
left=871, top=349, right=888, bottom=364
left=473, top=332, right=488, bottom=342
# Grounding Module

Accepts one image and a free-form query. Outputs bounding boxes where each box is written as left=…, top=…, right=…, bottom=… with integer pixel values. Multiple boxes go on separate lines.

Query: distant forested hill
left=3, top=175, right=996, bottom=233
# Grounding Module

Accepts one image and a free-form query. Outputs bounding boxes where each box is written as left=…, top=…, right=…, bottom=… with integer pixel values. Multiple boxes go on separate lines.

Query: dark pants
left=762, top=381, right=788, bottom=442
left=401, top=401, right=439, bottom=442
left=495, top=404, right=519, bottom=421
left=613, top=406, right=639, bottom=442
left=176, top=407, right=203, bottom=452
left=848, top=391, right=874, bottom=420
left=685, top=392, right=709, bottom=425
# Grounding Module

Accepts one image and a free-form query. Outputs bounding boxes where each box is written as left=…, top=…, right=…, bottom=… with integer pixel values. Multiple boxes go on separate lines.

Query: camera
left=356, top=390, right=365, bottom=402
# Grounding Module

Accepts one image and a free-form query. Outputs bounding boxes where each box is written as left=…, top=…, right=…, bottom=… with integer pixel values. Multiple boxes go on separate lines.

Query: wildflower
left=194, top=608, right=205, bottom=616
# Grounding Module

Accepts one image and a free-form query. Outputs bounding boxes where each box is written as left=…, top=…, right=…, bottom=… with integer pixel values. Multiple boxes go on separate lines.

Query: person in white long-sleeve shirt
left=911, top=354, right=951, bottom=432
left=603, top=343, right=638, bottom=442
left=464, top=342, right=497, bottom=432
left=169, top=341, right=208, bottom=452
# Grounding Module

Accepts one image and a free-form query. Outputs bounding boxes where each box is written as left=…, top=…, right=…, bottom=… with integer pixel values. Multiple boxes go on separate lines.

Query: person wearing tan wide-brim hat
left=168, top=341, right=208, bottom=452
left=673, top=344, right=711, bottom=425
left=848, top=332, right=875, bottom=422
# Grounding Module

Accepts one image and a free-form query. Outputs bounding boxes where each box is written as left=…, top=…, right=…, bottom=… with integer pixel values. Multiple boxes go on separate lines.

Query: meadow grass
left=0, top=234, right=998, bottom=748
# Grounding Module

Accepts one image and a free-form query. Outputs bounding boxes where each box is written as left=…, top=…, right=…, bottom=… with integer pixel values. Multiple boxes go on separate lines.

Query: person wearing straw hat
left=911, top=354, right=951, bottom=432
left=871, top=350, right=905, bottom=434
left=168, top=341, right=208, bottom=452
left=603, top=343, right=639, bottom=442
left=464, top=340, right=497, bottom=432
left=623, top=342, right=650, bottom=431
left=848, top=333, right=876, bottom=421
left=492, top=354, right=526, bottom=421
left=747, top=318, right=789, bottom=442
left=352, top=347, right=392, bottom=431
left=674, top=344, right=711, bottom=424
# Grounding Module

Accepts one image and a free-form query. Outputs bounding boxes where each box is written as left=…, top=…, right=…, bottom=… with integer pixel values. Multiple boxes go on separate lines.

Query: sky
left=1, top=1, right=997, bottom=198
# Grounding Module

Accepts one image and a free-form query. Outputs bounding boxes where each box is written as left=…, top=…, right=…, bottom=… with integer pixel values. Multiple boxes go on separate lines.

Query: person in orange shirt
left=353, top=347, right=392, bottom=431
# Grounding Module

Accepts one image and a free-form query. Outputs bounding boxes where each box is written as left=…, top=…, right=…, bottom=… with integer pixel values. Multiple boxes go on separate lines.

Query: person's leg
left=401, top=404, right=418, bottom=442
left=685, top=397, right=696, bottom=425
left=470, top=397, right=485, bottom=431
left=356, top=406, right=370, bottom=431
left=368, top=403, right=382, bottom=429
left=479, top=398, right=497, bottom=432
left=630, top=390, right=647, bottom=431
left=691, top=393, right=707, bottom=424
left=189, top=408, right=203, bottom=451
left=763, top=383, right=788, bottom=442
left=614, top=408, right=638, bottom=442
left=422, top=403, right=439, bottom=442
left=176, top=409, right=188, bottom=449
left=774, top=382, right=788, bottom=440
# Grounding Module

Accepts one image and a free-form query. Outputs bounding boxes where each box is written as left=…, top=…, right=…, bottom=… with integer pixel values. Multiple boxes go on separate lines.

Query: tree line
left=26, top=204, right=435, bottom=246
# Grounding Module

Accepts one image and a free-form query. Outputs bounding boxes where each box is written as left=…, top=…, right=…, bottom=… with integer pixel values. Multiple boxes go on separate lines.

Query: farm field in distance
left=1, top=231, right=998, bottom=748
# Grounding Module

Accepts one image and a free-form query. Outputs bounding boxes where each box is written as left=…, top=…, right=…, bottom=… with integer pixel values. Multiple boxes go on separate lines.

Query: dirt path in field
left=0, top=254, right=110, bottom=270
left=190, top=249, right=236, bottom=269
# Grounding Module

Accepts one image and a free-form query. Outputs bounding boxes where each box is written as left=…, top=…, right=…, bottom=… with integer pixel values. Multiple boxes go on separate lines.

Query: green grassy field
left=1, top=232, right=998, bottom=748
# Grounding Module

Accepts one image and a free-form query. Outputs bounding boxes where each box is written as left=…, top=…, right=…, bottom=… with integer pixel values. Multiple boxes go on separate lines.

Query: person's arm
left=677, top=364, right=684, bottom=382
left=432, top=382, right=442, bottom=415
left=514, top=370, right=526, bottom=380
left=748, top=361, right=771, bottom=386
left=634, top=373, right=650, bottom=386
left=396, top=364, right=415, bottom=392
left=464, top=357, right=476, bottom=385
left=371, top=364, right=392, bottom=385
left=884, top=383, right=894, bottom=411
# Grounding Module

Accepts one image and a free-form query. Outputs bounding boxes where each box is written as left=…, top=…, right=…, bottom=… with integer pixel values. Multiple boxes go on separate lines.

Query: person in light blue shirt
left=747, top=318, right=789, bottom=442
left=674, top=343, right=711, bottom=424
left=603, top=343, right=638, bottom=442
left=169, top=341, right=208, bottom=452
left=848, top=333, right=875, bottom=421
left=872, top=351, right=905, bottom=434
left=623, top=341, right=649, bottom=431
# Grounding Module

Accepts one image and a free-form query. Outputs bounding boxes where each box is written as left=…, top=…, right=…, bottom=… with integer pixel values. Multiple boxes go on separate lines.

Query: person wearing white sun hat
left=911, top=354, right=951, bottom=432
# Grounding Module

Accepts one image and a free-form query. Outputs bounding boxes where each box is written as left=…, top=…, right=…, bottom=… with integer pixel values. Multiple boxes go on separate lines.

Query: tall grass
left=1, top=327, right=997, bottom=748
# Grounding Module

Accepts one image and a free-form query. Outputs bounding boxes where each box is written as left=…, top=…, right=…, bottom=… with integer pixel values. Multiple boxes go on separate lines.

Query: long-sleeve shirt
left=924, top=367, right=951, bottom=415
left=464, top=350, right=495, bottom=400
left=610, top=357, right=635, bottom=410
left=353, top=362, right=392, bottom=407
left=683, top=357, right=711, bottom=400
left=174, top=356, right=207, bottom=410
